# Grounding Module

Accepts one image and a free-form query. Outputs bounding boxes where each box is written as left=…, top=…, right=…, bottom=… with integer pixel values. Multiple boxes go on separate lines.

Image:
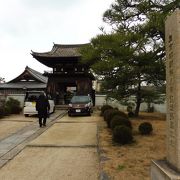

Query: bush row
left=100, top=105, right=153, bottom=145
left=0, top=97, right=22, bottom=118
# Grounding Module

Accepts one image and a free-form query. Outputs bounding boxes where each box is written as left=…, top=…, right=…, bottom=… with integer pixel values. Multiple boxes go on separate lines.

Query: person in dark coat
left=36, top=93, right=50, bottom=127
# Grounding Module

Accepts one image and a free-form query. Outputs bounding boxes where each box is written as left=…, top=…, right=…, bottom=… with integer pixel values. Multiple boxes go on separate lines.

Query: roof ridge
left=26, top=66, right=42, bottom=76
left=53, top=43, right=89, bottom=48
left=31, top=50, right=51, bottom=55
left=31, top=43, right=90, bottom=59
left=26, top=67, right=48, bottom=83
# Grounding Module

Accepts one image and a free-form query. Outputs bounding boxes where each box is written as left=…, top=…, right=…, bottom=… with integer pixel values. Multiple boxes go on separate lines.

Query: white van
left=23, top=91, right=55, bottom=117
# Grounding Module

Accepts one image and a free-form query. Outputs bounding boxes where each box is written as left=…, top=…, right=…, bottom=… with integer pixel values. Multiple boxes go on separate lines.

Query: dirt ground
left=98, top=112, right=166, bottom=180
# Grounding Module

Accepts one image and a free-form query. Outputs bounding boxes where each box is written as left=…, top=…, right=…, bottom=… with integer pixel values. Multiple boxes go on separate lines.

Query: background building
left=0, top=66, right=48, bottom=107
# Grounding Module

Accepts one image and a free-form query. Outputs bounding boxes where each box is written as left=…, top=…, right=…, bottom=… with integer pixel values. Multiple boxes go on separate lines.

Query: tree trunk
left=147, top=102, right=151, bottom=112
left=134, top=80, right=141, bottom=117
left=135, top=96, right=141, bottom=117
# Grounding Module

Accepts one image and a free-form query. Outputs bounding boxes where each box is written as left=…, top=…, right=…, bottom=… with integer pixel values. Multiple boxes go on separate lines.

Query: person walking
left=36, top=92, right=50, bottom=127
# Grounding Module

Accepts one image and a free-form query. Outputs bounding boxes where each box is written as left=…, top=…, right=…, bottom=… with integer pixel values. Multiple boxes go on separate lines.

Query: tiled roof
left=0, top=82, right=47, bottom=89
left=31, top=43, right=89, bottom=58
left=26, top=66, right=48, bottom=83
left=8, top=66, right=48, bottom=84
left=0, top=66, right=48, bottom=90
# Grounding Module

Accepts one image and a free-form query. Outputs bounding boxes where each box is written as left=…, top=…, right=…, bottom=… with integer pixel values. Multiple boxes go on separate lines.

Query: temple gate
left=31, top=44, right=95, bottom=105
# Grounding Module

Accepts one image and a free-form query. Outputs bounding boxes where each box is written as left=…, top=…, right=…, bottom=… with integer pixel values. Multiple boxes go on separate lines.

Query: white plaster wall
left=106, top=98, right=166, bottom=113
left=95, top=95, right=107, bottom=106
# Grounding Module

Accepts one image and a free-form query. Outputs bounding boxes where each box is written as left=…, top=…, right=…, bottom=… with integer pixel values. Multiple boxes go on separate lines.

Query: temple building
left=0, top=66, right=48, bottom=106
left=31, top=44, right=95, bottom=105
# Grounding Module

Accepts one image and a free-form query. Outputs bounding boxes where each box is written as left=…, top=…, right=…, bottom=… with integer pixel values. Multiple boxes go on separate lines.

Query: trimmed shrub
left=113, top=125, right=133, bottom=144
left=100, top=105, right=113, bottom=116
left=114, top=110, right=128, bottom=119
left=128, top=112, right=135, bottom=117
left=139, top=122, right=153, bottom=135
left=0, top=99, right=9, bottom=118
left=0, top=107, right=5, bottom=118
left=110, top=115, right=132, bottom=130
left=0, top=106, right=11, bottom=118
left=104, top=108, right=115, bottom=121
left=103, top=109, right=111, bottom=121
left=4, top=106, right=11, bottom=115
left=5, top=98, right=22, bottom=114
left=127, top=105, right=133, bottom=113
left=105, top=109, right=128, bottom=128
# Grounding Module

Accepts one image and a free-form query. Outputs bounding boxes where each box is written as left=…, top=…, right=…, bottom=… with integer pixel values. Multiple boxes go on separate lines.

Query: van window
left=25, top=92, right=42, bottom=102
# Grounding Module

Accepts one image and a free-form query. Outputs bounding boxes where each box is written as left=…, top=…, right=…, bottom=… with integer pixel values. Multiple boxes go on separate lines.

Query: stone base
left=151, top=160, right=180, bottom=180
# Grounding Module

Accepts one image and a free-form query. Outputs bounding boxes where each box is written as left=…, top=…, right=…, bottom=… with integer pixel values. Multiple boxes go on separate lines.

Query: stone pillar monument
left=151, top=9, right=180, bottom=179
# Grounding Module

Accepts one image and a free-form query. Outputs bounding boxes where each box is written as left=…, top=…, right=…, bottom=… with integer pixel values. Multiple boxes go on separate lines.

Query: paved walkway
left=0, top=112, right=102, bottom=180
left=0, top=110, right=66, bottom=168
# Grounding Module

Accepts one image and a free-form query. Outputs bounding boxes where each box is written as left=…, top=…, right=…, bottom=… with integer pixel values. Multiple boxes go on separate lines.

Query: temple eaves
left=31, top=43, right=90, bottom=58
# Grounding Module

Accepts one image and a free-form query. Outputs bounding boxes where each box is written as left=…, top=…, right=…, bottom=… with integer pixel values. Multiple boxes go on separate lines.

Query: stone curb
left=27, top=144, right=97, bottom=148
left=97, top=123, right=111, bottom=180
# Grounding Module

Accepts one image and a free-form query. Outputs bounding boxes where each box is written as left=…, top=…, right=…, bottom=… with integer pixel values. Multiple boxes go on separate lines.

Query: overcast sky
left=0, top=0, right=113, bottom=82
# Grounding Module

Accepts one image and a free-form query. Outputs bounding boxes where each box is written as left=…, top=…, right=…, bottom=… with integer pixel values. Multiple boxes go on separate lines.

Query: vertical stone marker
left=166, top=8, right=180, bottom=169
left=151, top=9, right=180, bottom=180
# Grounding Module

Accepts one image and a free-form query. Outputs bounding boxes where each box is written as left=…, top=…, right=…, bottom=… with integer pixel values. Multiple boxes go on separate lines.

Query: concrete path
left=0, top=110, right=66, bottom=169
left=0, top=112, right=101, bottom=180
left=0, top=114, right=36, bottom=141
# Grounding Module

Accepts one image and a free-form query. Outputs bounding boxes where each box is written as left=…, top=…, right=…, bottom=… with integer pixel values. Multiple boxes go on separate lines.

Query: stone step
left=55, top=105, right=69, bottom=110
